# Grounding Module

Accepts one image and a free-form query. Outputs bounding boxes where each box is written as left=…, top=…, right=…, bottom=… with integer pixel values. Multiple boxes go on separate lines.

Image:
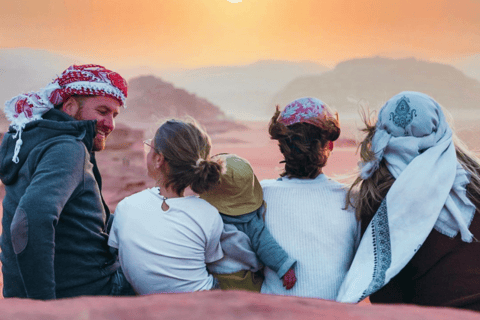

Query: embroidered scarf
left=337, top=91, right=476, bottom=303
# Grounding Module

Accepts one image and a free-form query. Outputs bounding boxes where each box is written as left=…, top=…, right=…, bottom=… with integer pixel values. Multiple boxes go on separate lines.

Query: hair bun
left=268, top=107, right=290, bottom=141
left=325, top=121, right=341, bottom=142
left=190, top=158, right=225, bottom=194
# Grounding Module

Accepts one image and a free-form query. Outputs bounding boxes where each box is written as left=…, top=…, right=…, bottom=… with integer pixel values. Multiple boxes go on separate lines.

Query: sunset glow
left=1, top=0, right=480, bottom=68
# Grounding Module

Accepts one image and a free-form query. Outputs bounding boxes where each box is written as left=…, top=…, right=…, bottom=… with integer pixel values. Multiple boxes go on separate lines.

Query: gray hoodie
left=0, top=109, right=118, bottom=300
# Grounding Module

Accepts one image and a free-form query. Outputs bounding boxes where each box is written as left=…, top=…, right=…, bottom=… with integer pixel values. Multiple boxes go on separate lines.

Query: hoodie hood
left=0, top=109, right=97, bottom=185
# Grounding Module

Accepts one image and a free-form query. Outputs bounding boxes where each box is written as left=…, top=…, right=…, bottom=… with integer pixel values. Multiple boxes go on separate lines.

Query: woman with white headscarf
left=337, top=91, right=480, bottom=311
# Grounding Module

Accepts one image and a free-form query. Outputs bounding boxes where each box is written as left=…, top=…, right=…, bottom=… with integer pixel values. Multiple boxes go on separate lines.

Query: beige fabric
left=212, top=270, right=264, bottom=292
left=200, top=154, right=263, bottom=216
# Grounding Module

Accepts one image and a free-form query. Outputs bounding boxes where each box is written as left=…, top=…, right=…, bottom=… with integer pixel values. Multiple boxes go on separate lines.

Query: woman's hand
left=282, top=268, right=297, bottom=290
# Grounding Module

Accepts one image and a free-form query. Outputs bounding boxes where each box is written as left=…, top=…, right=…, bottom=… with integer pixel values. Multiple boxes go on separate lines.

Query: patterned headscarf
left=3, top=64, right=128, bottom=163
left=278, top=97, right=336, bottom=128
left=337, top=91, right=476, bottom=303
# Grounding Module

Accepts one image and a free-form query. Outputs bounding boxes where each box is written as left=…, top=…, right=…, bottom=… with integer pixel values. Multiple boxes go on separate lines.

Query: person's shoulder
left=260, top=179, right=287, bottom=197
left=33, top=136, right=88, bottom=169
left=322, top=177, right=350, bottom=196
left=325, top=176, right=348, bottom=189
left=261, top=177, right=311, bottom=192
left=184, top=196, right=218, bottom=212
left=178, top=197, right=222, bottom=229
left=182, top=197, right=221, bottom=220
left=39, top=135, right=88, bottom=157
left=117, top=188, right=157, bottom=207
left=37, top=133, right=82, bottom=147
left=260, top=178, right=278, bottom=187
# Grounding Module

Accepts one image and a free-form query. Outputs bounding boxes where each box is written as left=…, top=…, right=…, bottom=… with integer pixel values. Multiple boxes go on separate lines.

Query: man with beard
left=0, top=64, right=135, bottom=299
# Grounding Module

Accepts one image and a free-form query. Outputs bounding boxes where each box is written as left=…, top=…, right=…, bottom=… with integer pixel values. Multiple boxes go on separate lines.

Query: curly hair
left=268, top=106, right=341, bottom=179
left=153, top=118, right=224, bottom=195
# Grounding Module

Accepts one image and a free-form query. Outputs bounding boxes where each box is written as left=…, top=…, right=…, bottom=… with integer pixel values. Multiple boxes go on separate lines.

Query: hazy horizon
left=2, top=48, right=479, bottom=124
left=2, top=0, right=480, bottom=68
left=2, top=46, right=480, bottom=75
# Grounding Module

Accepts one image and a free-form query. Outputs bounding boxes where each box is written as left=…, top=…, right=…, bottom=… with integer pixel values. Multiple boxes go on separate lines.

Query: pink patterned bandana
left=3, top=64, right=128, bottom=163
left=278, top=97, right=335, bottom=128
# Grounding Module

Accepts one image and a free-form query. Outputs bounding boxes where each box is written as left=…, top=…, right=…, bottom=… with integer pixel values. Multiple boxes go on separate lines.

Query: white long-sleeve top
left=260, top=174, right=360, bottom=299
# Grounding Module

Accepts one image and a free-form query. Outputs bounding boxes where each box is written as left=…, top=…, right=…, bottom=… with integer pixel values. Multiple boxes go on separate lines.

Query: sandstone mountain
left=271, top=57, right=480, bottom=114
left=454, top=54, right=480, bottom=82
left=120, top=75, right=247, bottom=134
left=123, top=75, right=226, bottom=122
left=151, top=60, right=329, bottom=120
left=0, top=49, right=248, bottom=133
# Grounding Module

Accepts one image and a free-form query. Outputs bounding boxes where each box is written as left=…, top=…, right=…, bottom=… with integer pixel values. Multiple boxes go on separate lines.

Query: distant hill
left=271, top=57, right=480, bottom=114
left=125, top=60, right=329, bottom=121
left=454, top=54, right=480, bottom=82
left=0, top=49, right=247, bottom=134
left=121, top=75, right=247, bottom=134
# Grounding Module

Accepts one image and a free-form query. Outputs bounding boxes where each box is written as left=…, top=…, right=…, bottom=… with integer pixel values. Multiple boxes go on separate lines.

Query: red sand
left=0, top=290, right=478, bottom=320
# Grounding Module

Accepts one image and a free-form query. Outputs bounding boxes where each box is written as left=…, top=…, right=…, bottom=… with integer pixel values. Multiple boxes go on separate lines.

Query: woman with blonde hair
left=108, top=119, right=225, bottom=294
left=261, top=97, right=360, bottom=299
left=337, top=91, right=480, bottom=311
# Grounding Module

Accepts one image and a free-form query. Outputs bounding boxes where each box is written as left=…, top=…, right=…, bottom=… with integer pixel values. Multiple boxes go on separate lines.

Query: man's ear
left=61, top=97, right=80, bottom=118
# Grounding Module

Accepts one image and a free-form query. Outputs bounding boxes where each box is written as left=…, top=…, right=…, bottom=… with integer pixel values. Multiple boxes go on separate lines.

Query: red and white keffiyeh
left=3, top=64, right=128, bottom=163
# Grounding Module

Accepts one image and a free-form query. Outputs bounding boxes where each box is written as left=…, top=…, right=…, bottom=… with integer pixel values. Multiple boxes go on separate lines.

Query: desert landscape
left=2, top=0, right=480, bottom=315
left=0, top=55, right=479, bottom=317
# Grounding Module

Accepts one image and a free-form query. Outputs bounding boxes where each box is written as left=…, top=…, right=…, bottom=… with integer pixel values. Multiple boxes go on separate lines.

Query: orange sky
left=1, top=0, right=480, bottom=68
